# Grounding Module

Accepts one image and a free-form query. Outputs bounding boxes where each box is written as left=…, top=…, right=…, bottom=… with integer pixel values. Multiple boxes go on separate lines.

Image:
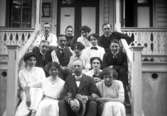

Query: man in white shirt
left=81, top=33, right=105, bottom=70
left=33, top=23, right=58, bottom=47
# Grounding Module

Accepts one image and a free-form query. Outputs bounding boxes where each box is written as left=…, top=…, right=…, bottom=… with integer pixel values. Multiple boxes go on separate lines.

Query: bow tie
left=73, top=74, right=82, bottom=81
left=91, top=47, right=98, bottom=50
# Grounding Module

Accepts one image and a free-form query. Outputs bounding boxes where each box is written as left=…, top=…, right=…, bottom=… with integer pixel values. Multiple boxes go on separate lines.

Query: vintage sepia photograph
left=0, top=0, right=167, bottom=116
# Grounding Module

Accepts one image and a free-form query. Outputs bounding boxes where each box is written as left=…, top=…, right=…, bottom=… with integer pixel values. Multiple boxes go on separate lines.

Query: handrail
left=0, top=27, right=34, bottom=31
left=120, top=38, right=133, bottom=106
left=17, top=29, right=39, bottom=62
left=121, top=27, right=167, bottom=32
left=120, top=39, right=133, bottom=63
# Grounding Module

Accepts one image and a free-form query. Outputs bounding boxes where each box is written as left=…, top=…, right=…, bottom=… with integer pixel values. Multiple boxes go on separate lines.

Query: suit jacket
left=102, top=51, right=127, bottom=69
left=102, top=51, right=128, bottom=83
left=99, top=32, right=133, bottom=51
left=32, top=47, right=52, bottom=68
left=52, top=47, right=72, bottom=66
left=63, top=74, right=99, bottom=100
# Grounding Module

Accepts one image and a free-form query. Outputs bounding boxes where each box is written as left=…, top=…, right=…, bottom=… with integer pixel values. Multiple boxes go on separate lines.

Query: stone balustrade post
left=6, top=45, right=19, bottom=116
left=130, top=43, right=144, bottom=116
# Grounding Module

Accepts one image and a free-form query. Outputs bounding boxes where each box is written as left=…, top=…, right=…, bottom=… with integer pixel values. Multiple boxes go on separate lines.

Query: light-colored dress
left=96, top=80, right=126, bottom=116
left=36, top=77, right=65, bottom=116
left=77, top=36, right=91, bottom=48
left=15, top=67, right=45, bottom=116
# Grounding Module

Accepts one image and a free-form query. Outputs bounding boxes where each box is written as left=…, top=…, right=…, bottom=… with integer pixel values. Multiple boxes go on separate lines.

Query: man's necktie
left=45, top=34, right=49, bottom=40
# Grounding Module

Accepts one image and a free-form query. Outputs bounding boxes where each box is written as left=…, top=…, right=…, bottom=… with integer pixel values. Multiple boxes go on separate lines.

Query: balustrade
left=0, top=28, right=34, bottom=55
left=121, top=28, right=167, bottom=56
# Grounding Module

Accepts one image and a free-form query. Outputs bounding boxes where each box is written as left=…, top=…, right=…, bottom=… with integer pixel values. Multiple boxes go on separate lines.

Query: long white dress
left=15, top=67, right=45, bottom=116
left=36, top=77, right=65, bottom=116
left=96, top=80, right=126, bottom=116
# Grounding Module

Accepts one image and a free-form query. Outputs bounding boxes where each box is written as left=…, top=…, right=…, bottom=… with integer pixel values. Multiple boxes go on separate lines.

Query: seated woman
left=96, top=68, right=126, bottom=116
left=77, top=25, right=92, bottom=48
left=84, top=57, right=102, bottom=83
left=15, top=52, right=45, bottom=116
left=29, top=62, right=65, bottom=116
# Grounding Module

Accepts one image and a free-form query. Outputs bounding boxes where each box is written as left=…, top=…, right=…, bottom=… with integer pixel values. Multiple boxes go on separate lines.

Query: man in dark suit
left=51, top=35, right=72, bottom=67
left=98, top=23, right=134, bottom=52
left=32, top=40, right=52, bottom=75
left=59, top=59, right=99, bottom=116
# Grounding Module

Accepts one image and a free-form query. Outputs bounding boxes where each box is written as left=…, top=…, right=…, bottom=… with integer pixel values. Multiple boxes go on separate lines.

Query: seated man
left=32, top=40, right=52, bottom=76
left=33, top=23, right=58, bottom=47
left=98, top=23, right=133, bottom=52
left=62, top=59, right=99, bottom=116
left=96, top=68, right=126, bottom=116
left=51, top=35, right=72, bottom=67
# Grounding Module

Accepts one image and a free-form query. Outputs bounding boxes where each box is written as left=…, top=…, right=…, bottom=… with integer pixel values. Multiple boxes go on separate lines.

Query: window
left=123, top=0, right=152, bottom=27
left=7, top=0, right=32, bottom=28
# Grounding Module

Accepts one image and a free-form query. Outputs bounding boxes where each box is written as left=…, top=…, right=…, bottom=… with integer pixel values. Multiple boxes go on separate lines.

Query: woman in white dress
left=96, top=68, right=126, bottom=116
left=15, top=52, right=45, bottom=116
left=31, top=62, right=65, bottom=116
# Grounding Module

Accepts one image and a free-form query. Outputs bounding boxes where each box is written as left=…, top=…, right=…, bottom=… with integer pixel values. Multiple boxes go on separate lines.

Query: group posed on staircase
left=15, top=22, right=134, bottom=116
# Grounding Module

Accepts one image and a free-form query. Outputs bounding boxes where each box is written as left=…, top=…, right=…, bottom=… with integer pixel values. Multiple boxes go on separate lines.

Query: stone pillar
left=130, top=44, right=144, bottom=116
left=6, top=45, right=19, bottom=116
left=115, top=0, right=121, bottom=32
left=35, top=0, right=41, bottom=28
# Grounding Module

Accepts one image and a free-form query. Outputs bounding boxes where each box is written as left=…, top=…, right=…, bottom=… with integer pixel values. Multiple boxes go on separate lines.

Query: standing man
left=33, top=23, right=58, bottom=47
left=98, top=23, right=133, bottom=52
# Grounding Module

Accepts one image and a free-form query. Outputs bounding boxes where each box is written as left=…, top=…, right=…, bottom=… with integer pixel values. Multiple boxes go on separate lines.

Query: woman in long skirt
left=31, top=62, right=65, bottom=116
left=15, top=52, right=45, bottom=116
left=96, top=68, right=126, bottom=116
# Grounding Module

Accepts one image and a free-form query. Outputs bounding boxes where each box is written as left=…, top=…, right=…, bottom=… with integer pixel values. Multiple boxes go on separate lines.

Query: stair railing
left=120, top=39, right=144, bottom=116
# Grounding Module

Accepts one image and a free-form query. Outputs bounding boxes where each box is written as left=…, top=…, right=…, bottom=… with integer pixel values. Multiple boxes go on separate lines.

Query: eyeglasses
left=104, top=28, right=111, bottom=30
